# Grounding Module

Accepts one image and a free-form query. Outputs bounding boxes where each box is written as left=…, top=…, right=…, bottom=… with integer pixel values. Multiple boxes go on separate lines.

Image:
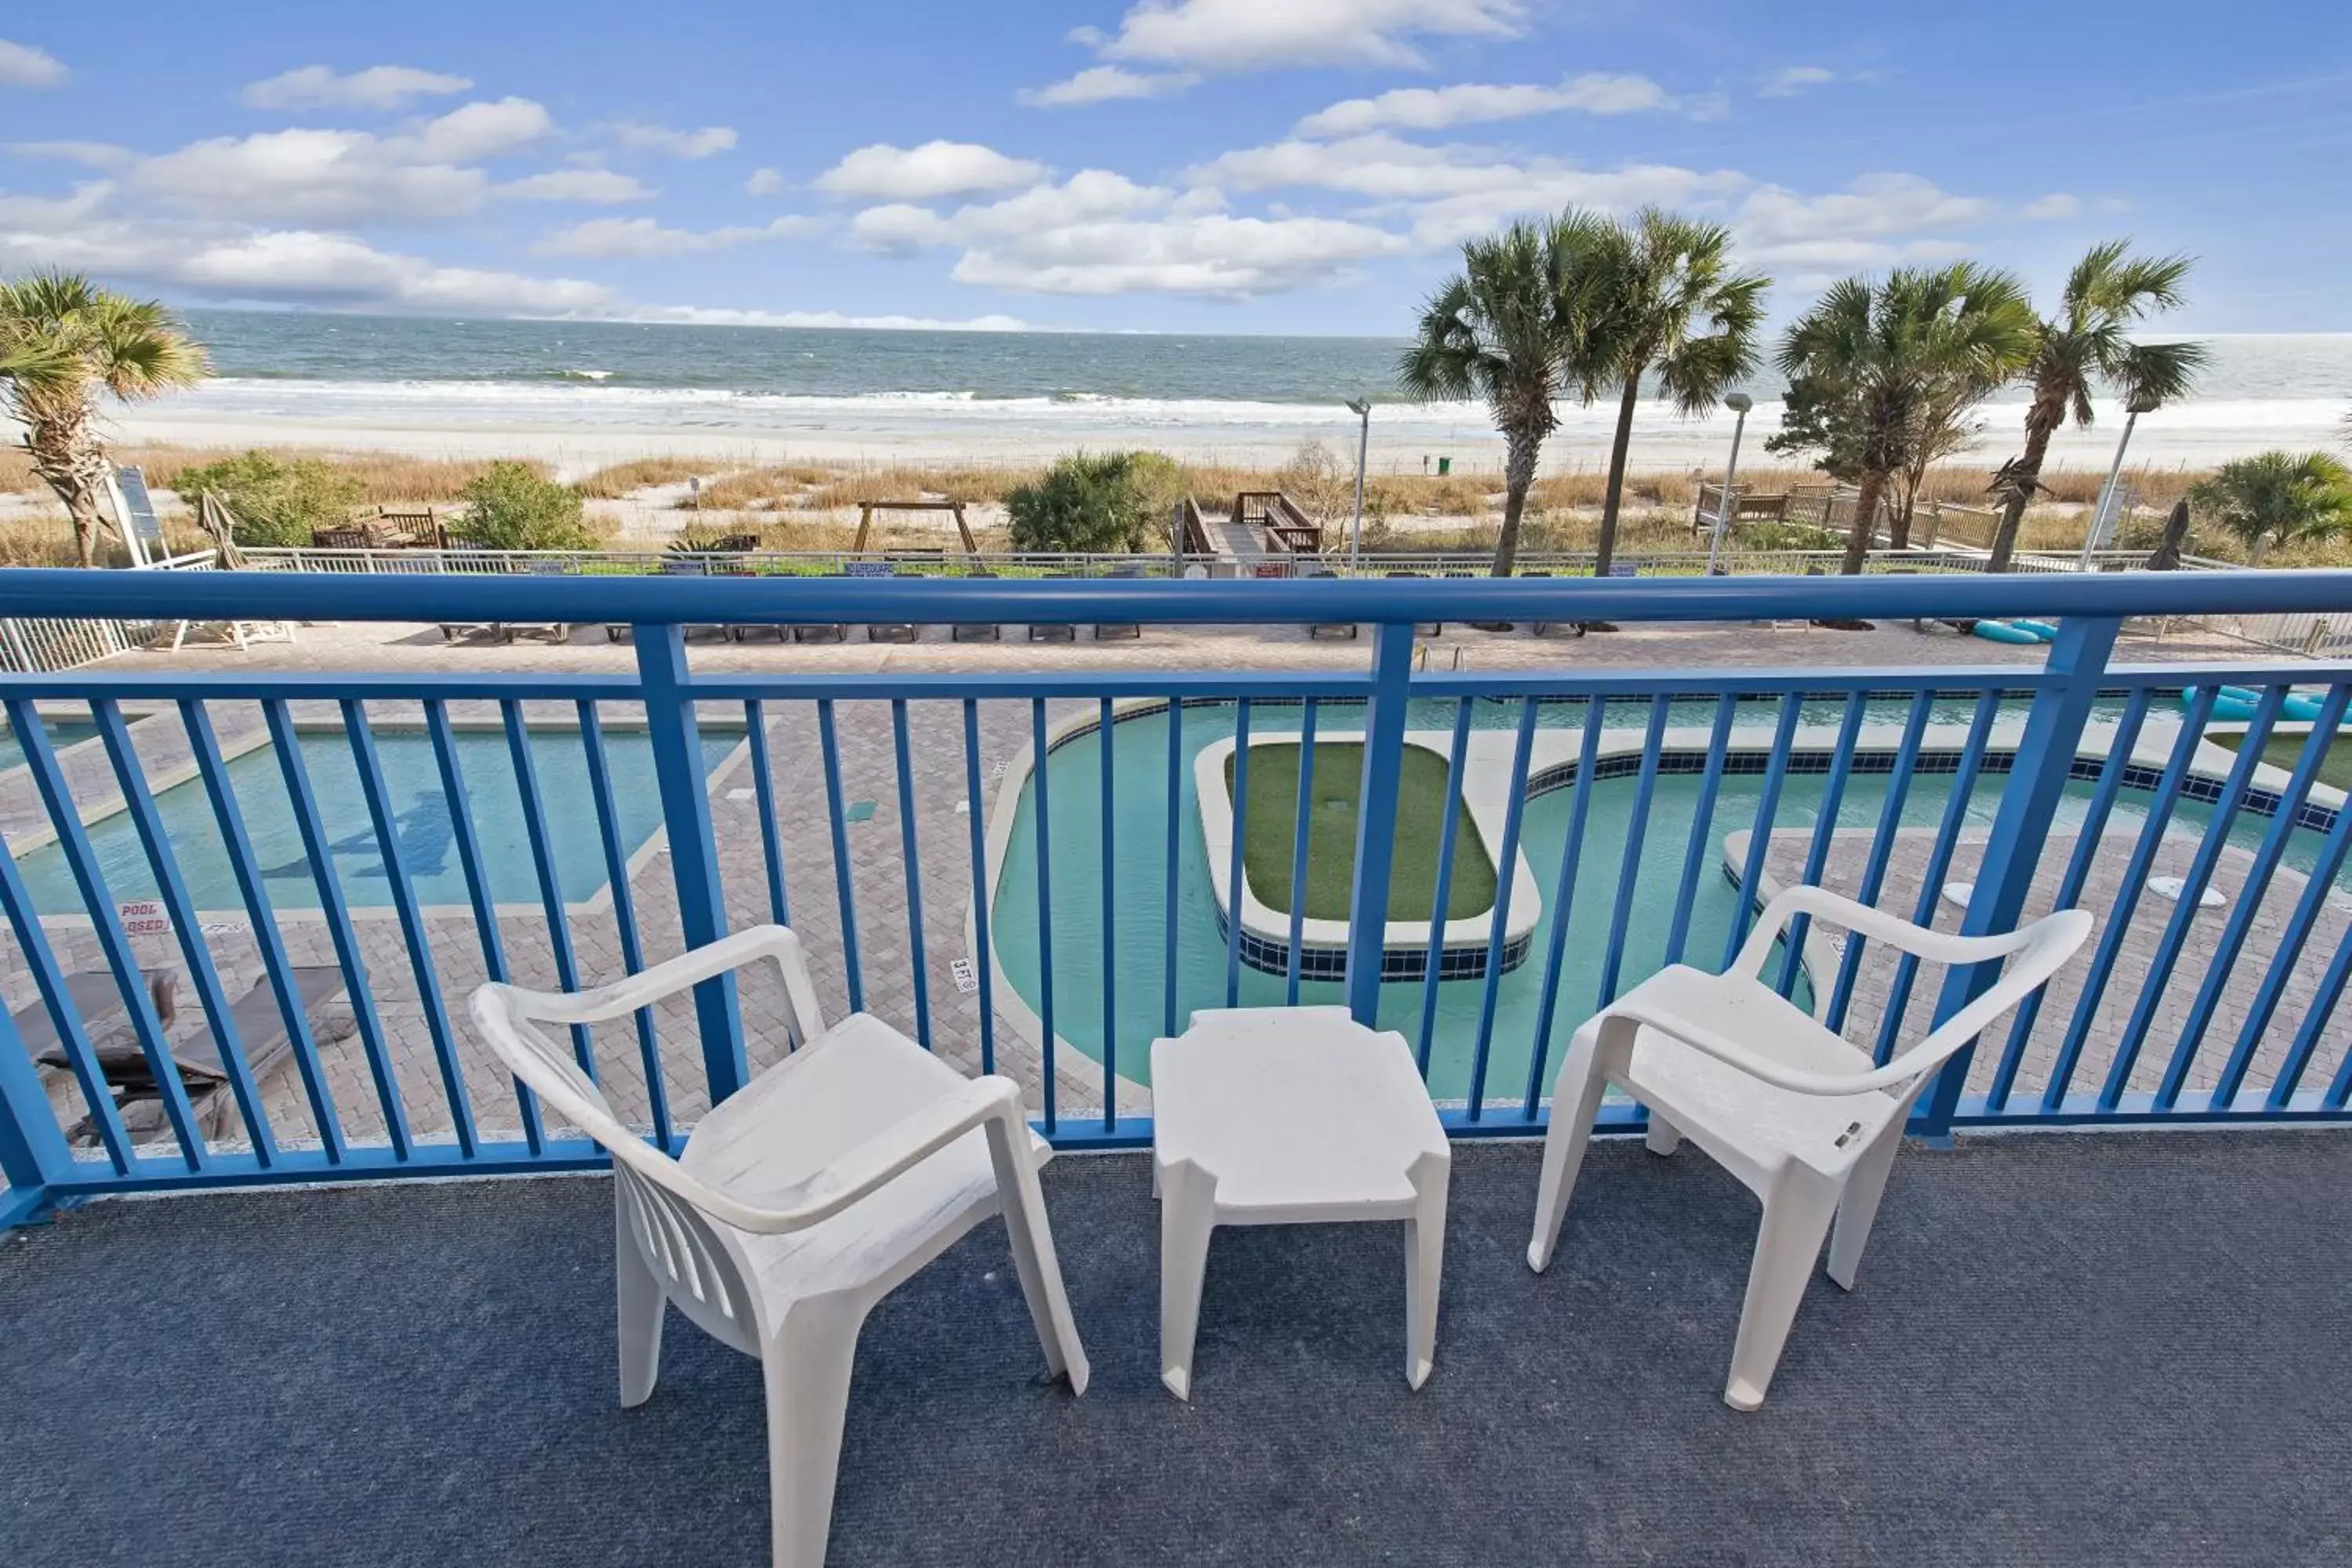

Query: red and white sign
left=118, top=899, right=172, bottom=937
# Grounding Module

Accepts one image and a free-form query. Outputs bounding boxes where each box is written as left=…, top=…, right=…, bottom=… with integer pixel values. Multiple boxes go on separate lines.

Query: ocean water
left=150, top=311, right=2352, bottom=470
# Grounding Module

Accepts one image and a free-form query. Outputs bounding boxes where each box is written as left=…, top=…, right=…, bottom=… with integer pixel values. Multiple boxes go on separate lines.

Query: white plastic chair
left=1526, top=886, right=2090, bottom=1410
left=468, top=926, right=1089, bottom=1568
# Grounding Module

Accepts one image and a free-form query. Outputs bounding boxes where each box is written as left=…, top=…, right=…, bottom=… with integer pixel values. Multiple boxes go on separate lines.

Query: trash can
left=1436, top=456, right=1451, bottom=476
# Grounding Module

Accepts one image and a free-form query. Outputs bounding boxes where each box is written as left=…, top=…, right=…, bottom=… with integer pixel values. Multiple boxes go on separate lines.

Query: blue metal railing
left=3, top=567, right=2352, bottom=1228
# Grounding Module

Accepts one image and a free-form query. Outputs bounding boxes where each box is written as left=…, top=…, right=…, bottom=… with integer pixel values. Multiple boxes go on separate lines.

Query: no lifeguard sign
left=118, top=899, right=172, bottom=937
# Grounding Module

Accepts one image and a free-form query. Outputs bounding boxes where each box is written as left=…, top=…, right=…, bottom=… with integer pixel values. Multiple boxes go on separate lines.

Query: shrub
left=459, top=460, right=591, bottom=550
left=170, top=450, right=365, bottom=546
left=1004, top=452, right=1169, bottom=554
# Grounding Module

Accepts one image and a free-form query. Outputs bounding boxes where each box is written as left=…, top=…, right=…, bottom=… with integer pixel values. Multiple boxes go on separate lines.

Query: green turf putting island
left=1225, top=741, right=1497, bottom=921
left=1194, top=733, right=1539, bottom=983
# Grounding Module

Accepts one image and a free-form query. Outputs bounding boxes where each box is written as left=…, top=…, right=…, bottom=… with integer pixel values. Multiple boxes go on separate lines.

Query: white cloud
left=497, top=169, right=655, bottom=203
left=238, top=64, right=473, bottom=111
left=745, top=167, right=785, bottom=194
left=0, top=40, right=67, bottom=89
left=1086, top=0, right=1524, bottom=72
left=1296, top=72, right=1676, bottom=136
left=610, top=122, right=739, bottom=158
left=175, top=230, right=615, bottom=313
left=533, top=215, right=815, bottom=256
left=2020, top=192, right=2081, bottom=220
left=815, top=140, right=1045, bottom=200
left=5, top=140, right=132, bottom=169
left=1018, top=65, right=1197, bottom=107
left=1734, top=172, right=1992, bottom=264
left=128, top=99, right=560, bottom=223
left=1758, top=65, right=1837, bottom=98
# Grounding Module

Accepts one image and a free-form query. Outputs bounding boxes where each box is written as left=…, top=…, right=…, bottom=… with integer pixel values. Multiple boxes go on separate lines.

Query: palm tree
left=0, top=272, right=209, bottom=566
left=1770, top=263, right=2036, bottom=574
left=1398, top=211, right=1619, bottom=576
left=1984, top=241, right=2205, bottom=571
left=1588, top=208, right=1768, bottom=579
left=2188, top=451, right=2352, bottom=564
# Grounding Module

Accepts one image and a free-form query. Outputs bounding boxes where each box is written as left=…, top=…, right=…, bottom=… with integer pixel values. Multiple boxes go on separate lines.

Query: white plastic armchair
left=469, top=925, right=1089, bottom=1568
left=1526, top=885, right=2089, bottom=1410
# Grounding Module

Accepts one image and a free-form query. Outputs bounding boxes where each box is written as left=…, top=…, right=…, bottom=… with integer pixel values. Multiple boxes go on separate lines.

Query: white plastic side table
left=1149, top=1006, right=1451, bottom=1399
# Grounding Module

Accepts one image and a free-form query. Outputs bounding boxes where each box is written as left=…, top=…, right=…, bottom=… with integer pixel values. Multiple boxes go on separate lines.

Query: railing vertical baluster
left=1916, top=619, right=2119, bottom=1135
left=744, top=699, right=793, bottom=926
left=1030, top=699, right=1058, bottom=1133
left=1598, top=696, right=1671, bottom=1007
left=1774, top=693, right=1868, bottom=1000
left=890, top=699, right=934, bottom=1052
left=265, top=699, right=412, bottom=1158
left=187, top=700, right=344, bottom=1162
left=1876, top=691, right=2004, bottom=1067
left=815, top=699, right=866, bottom=1014
left=1828, top=695, right=1933, bottom=1033
left=1283, top=699, right=1320, bottom=1006
left=2252, top=757, right=2352, bottom=1111
left=1986, top=688, right=2153, bottom=1112
left=90, top=699, right=278, bottom=1163
left=344, top=698, right=476, bottom=1155
left=2105, top=683, right=2287, bottom=1109
left=503, top=700, right=593, bottom=1079
left=2167, top=684, right=2348, bottom=1109
left=1343, top=625, right=1415, bottom=1025
left=1097, top=699, right=1120, bottom=1115
left=2042, top=686, right=2216, bottom=1112
left=632, top=624, right=743, bottom=1103
left=0, top=822, right=132, bottom=1171
left=1466, top=699, right=1540, bottom=1120
left=961, top=700, right=996, bottom=1076
left=2320, top=943, right=2352, bottom=1108
left=1163, top=695, right=1185, bottom=1040
left=1723, top=695, right=1805, bottom=970
left=579, top=701, right=672, bottom=1147
left=1224, top=699, right=1253, bottom=1010
left=1416, top=699, right=1475, bottom=1076
left=1522, top=697, right=1608, bottom=1116
left=0, top=997, right=71, bottom=1216
left=5, top=698, right=205, bottom=1169
left=1663, top=695, right=1738, bottom=968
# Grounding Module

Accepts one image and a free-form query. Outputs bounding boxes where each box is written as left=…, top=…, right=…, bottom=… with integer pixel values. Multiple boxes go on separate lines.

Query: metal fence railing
left=2, top=568, right=2350, bottom=1227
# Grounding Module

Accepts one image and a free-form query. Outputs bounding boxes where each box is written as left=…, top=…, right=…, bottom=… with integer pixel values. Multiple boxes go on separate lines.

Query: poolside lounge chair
left=440, top=557, right=571, bottom=644
left=1521, top=572, right=1584, bottom=638
left=1304, top=568, right=1357, bottom=640
left=1028, top=574, right=1077, bottom=642
left=1092, top=566, right=1143, bottom=641
left=1385, top=571, right=1442, bottom=637
left=951, top=571, right=1002, bottom=643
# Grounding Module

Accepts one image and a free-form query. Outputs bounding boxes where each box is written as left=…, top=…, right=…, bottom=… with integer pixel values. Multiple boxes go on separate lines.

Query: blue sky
left=2, top=2, right=2346, bottom=334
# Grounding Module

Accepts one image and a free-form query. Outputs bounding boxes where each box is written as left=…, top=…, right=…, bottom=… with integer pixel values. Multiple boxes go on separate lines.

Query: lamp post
left=1704, top=391, right=1754, bottom=576
left=1344, top=397, right=1370, bottom=575
left=2079, top=391, right=2160, bottom=572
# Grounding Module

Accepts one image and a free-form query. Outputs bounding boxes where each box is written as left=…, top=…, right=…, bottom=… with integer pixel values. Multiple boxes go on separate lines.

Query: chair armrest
left=514, top=925, right=826, bottom=1044
left=1729, top=884, right=2062, bottom=982
left=715, top=1075, right=1030, bottom=1235
left=1603, top=998, right=1926, bottom=1098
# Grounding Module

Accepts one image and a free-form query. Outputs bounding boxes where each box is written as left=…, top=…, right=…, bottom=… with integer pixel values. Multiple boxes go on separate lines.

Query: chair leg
left=984, top=1123, right=1091, bottom=1395
left=1723, top=1167, right=1840, bottom=1411
left=1156, top=1156, right=1218, bottom=1401
left=762, top=1297, right=866, bottom=1568
left=1826, top=1125, right=1904, bottom=1290
left=1402, top=1149, right=1450, bottom=1391
left=1644, top=1110, right=1682, bottom=1157
left=1526, top=1027, right=1609, bottom=1273
left=614, top=1192, right=665, bottom=1408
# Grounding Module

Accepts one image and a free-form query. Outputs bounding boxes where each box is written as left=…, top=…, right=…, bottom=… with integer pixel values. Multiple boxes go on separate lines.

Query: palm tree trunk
left=18, top=404, right=111, bottom=568
left=1987, top=401, right=2060, bottom=573
left=1840, top=470, right=1888, bottom=575
left=1592, top=371, right=1640, bottom=578
left=1491, top=427, right=1539, bottom=577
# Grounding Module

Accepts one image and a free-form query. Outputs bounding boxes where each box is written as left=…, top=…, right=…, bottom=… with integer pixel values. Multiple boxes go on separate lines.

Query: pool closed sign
left=118, top=900, right=172, bottom=937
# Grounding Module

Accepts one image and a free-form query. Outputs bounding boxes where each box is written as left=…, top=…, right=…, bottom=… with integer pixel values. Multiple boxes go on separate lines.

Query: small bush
left=172, top=450, right=365, bottom=546
left=1004, top=452, right=1167, bottom=554
left=459, top=460, right=592, bottom=550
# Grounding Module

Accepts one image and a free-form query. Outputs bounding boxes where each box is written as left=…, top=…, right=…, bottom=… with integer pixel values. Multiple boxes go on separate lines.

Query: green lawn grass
left=2208, top=729, right=2352, bottom=793
left=1227, top=741, right=1496, bottom=921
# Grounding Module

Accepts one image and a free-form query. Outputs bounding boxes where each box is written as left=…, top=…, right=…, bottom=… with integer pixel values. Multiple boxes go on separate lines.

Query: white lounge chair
left=1526, top=886, right=2089, bottom=1410
left=468, top=926, right=1090, bottom=1568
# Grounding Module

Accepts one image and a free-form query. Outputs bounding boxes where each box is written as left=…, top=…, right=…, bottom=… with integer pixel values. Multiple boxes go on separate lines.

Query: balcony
left=1, top=567, right=2349, bottom=1563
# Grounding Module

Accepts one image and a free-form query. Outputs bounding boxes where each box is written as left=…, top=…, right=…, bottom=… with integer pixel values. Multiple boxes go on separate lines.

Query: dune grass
left=572, top=456, right=722, bottom=497
left=1228, top=741, right=1494, bottom=923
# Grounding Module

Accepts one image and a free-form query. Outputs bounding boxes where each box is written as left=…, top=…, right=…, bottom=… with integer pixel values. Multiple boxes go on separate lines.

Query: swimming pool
left=13, top=723, right=741, bottom=916
left=989, top=698, right=2336, bottom=1104
left=0, top=712, right=100, bottom=775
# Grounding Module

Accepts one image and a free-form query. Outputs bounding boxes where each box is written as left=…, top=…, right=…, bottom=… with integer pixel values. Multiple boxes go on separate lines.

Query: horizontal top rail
left=14, top=565, right=2352, bottom=627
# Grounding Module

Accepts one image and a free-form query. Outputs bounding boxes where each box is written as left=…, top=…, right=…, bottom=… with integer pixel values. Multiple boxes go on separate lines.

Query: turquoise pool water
left=991, top=698, right=2333, bottom=1103
left=15, top=724, right=739, bottom=916
left=0, top=713, right=100, bottom=775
